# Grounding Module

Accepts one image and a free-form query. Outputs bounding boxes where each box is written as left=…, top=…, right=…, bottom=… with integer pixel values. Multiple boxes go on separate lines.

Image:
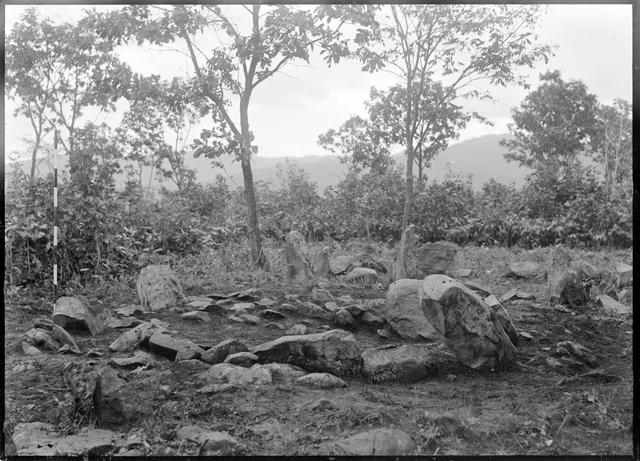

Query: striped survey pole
left=53, top=131, right=59, bottom=303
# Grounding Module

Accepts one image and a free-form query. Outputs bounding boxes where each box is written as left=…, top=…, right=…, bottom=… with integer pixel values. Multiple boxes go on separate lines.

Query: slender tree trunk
left=395, top=81, right=415, bottom=280
left=239, top=99, right=269, bottom=269
left=29, top=135, right=41, bottom=187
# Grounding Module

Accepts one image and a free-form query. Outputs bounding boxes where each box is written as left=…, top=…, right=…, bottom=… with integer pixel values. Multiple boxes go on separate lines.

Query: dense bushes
left=4, top=152, right=632, bottom=288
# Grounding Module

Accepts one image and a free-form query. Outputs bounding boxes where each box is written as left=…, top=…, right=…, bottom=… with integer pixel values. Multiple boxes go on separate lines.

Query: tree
left=501, top=70, right=600, bottom=172
left=355, top=5, right=552, bottom=278
left=6, top=7, right=132, bottom=167
left=318, top=114, right=394, bottom=175
left=90, top=4, right=376, bottom=268
left=592, top=98, right=632, bottom=195
left=320, top=81, right=469, bottom=183
left=118, top=75, right=207, bottom=192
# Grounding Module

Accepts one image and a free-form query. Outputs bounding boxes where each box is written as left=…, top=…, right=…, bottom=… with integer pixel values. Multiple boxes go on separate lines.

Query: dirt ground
left=3, top=245, right=634, bottom=455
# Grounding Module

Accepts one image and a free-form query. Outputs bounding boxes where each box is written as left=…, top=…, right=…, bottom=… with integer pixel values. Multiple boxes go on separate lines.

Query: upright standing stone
left=415, top=242, right=459, bottom=276
left=136, top=265, right=185, bottom=312
left=311, top=247, right=331, bottom=276
left=283, top=231, right=312, bottom=283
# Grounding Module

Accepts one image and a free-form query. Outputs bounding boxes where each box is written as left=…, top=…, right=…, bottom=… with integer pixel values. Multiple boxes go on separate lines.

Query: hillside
left=5, top=134, right=532, bottom=193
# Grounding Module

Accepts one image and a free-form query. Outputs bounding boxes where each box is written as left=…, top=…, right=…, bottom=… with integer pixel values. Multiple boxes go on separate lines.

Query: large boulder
left=53, top=297, right=103, bottom=336
left=506, top=261, right=541, bottom=279
left=108, top=321, right=167, bottom=353
left=283, top=230, right=312, bottom=283
left=415, top=241, right=459, bottom=276
left=419, top=275, right=517, bottom=371
left=384, top=279, right=438, bottom=341
left=136, top=265, right=185, bottom=311
left=362, top=344, right=456, bottom=383
left=321, top=428, right=414, bottom=456
left=252, top=329, right=362, bottom=377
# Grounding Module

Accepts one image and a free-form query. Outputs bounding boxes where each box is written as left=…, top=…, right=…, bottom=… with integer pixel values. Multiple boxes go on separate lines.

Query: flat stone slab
left=200, top=363, right=272, bottom=386
left=252, top=329, right=362, bottom=377
left=296, top=372, right=346, bottom=389
left=12, top=422, right=125, bottom=456
left=148, top=331, right=204, bottom=361
left=362, top=344, right=455, bottom=383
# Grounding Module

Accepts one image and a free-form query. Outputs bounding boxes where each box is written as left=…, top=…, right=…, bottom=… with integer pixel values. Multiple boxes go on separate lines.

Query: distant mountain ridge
left=5, top=134, right=532, bottom=192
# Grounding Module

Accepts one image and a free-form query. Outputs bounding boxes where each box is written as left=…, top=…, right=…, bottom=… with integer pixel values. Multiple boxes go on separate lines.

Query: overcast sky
left=4, top=4, right=632, bottom=161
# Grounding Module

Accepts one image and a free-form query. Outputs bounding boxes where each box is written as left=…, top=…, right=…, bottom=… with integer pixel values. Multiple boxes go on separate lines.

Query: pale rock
left=53, top=296, right=103, bottom=335
left=224, top=352, right=258, bottom=367
left=285, top=324, right=308, bottom=335
left=597, top=294, right=631, bottom=316
left=252, top=329, right=363, bottom=376
left=330, top=255, right=357, bottom=275
left=322, top=428, right=414, bottom=456
left=345, top=267, right=378, bottom=285
left=199, top=363, right=272, bottom=385
left=415, top=241, right=459, bottom=276
left=148, top=331, right=204, bottom=361
left=296, top=372, right=346, bottom=389
left=362, top=343, right=455, bottom=383
left=260, top=309, right=286, bottom=320
left=311, top=288, right=334, bottom=303
left=110, top=351, right=157, bottom=368
left=136, top=265, right=185, bottom=311
left=201, top=339, right=249, bottom=364
left=334, top=309, right=354, bottom=327
left=297, top=301, right=333, bottom=320
left=24, top=328, right=61, bottom=351
left=383, top=279, right=438, bottom=341
left=181, top=311, right=210, bottom=322
left=507, top=261, right=541, bottom=279
left=21, top=341, right=42, bottom=355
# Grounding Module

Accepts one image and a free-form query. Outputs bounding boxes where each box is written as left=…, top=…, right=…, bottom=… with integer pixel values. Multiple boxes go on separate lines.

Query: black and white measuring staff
left=53, top=131, right=58, bottom=303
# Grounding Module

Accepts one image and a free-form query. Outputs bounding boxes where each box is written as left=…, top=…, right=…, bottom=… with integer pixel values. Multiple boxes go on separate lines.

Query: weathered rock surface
left=384, top=279, right=438, bottom=341
left=311, top=247, right=331, bottom=276
left=148, top=331, right=204, bottom=361
left=181, top=311, right=210, bottom=322
left=311, top=288, right=334, bottom=303
left=201, top=339, right=249, bottom=364
left=224, top=352, right=258, bottom=367
left=111, top=351, right=158, bottom=369
left=415, top=241, right=459, bottom=276
left=258, top=362, right=307, bottom=382
left=322, top=428, right=415, bottom=456
left=334, top=309, right=354, bottom=327
left=296, top=372, right=346, bottom=389
left=12, top=422, right=125, bottom=456
left=115, top=304, right=145, bottom=317
left=419, top=274, right=517, bottom=371
left=483, top=296, right=519, bottom=347
left=136, top=265, right=185, bottom=311
left=330, top=255, right=357, bottom=275
left=547, top=269, right=588, bottom=307
left=34, top=318, right=81, bottom=352
left=597, top=294, right=631, bottom=316
left=297, top=301, right=333, bottom=320
left=259, top=309, right=286, bottom=320
left=53, top=296, right=103, bottom=335
left=21, top=341, right=42, bottom=355
left=551, top=341, right=598, bottom=368
left=176, top=426, right=242, bottom=455
left=360, top=311, right=384, bottom=328
left=506, top=261, right=541, bottom=279
left=108, top=321, right=166, bottom=353
left=345, top=267, right=378, bottom=284
left=362, top=344, right=456, bottom=383
left=285, top=324, right=308, bottom=335
left=283, top=230, right=312, bottom=283
left=615, top=261, right=632, bottom=287
left=24, top=328, right=61, bottom=351
left=252, top=329, right=363, bottom=376
left=200, top=363, right=272, bottom=386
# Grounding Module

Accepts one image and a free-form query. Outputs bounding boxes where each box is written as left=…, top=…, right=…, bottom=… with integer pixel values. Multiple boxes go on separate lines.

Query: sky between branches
left=4, top=4, right=632, bottom=161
